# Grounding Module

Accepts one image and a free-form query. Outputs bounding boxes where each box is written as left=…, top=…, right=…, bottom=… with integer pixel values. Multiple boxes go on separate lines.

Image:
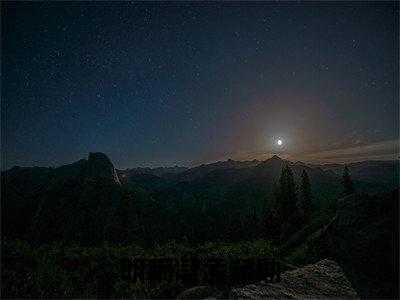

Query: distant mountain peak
left=88, top=152, right=111, bottom=161
left=270, top=155, right=282, bottom=160
left=257, top=155, right=285, bottom=168
left=85, top=152, right=120, bottom=184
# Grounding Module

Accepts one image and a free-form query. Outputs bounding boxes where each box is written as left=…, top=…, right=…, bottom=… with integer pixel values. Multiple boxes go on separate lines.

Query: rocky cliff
left=305, top=190, right=398, bottom=298
left=230, top=259, right=359, bottom=299
left=84, top=152, right=121, bottom=184
left=177, top=260, right=359, bottom=299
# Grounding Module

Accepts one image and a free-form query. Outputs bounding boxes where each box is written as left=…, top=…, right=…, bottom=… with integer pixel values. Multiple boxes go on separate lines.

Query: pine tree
left=229, top=218, right=244, bottom=241
left=109, top=189, right=143, bottom=245
left=275, top=165, right=298, bottom=225
left=261, top=197, right=278, bottom=239
left=251, top=208, right=259, bottom=239
left=342, top=166, right=356, bottom=196
left=241, top=209, right=259, bottom=240
left=300, top=170, right=312, bottom=215
left=261, top=198, right=269, bottom=236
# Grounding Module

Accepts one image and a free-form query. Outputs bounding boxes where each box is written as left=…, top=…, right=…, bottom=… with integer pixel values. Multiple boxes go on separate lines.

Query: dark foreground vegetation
left=1, top=153, right=398, bottom=298
left=3, top=189, right=398, bottom=299
left=2, top=239, right=278, bottom=298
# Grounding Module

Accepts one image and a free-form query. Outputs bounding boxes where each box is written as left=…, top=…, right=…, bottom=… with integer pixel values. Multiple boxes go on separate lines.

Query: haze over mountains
left=117, top=154, right=398, bottom=195
left=3, top=152, right=399, bottom=202
left=112, top=154, right=399, bottom=186
left=2, top=152, right=398, bottom=245
left=4, top=152, right=398, bottom=186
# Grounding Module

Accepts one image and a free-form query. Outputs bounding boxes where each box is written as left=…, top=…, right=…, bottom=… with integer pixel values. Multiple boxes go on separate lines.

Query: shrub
left=1, top=238, right=278, bottom=299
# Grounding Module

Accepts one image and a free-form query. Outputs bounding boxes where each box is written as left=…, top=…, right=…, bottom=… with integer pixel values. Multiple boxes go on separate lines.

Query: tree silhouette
left=261, top=197, right=278, bottom=239
left=341, top=166, right=356, bottom=196
left=229, top=217, right=244, bottom=241
left=275, top=165, right=298, bottom=225
left=241, top=209, right=260, bottom=240
left=261, top=198, right=269, bottom=236
left=109, top=189, right=143, bottom=245
left=299, top=170, right=312, bottom=215
left=251, top=208, right=259, bottom=239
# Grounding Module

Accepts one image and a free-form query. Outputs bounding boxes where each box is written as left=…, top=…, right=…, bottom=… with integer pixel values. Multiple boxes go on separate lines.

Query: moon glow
left=277, top=139, right=283, bottom=146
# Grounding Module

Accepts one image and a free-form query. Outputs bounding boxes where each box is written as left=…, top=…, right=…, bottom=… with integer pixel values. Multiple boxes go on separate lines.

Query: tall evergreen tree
left=275, top=165, right=298, bottom=225
left=229, top=217, right=244, bottom=241
left=341, top=166, right=356, bottom=196
left=261, top=197, right=269, bottom=236
left=261, top=197, right=278, bottom=239
left=251, top=208, right=259, bottom=239
left=242, top=209, right=259, bottom=239
left=300, top=170, right=312, bottom=215
left=109, top=189, right=143, bottom=245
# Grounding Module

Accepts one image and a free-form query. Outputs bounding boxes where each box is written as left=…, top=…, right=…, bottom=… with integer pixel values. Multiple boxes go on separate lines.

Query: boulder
left=177, top=260, right=360, bottom=299
left=176, top=286, right=222, bottom=299
left=230, top=259, right=359, bottom=299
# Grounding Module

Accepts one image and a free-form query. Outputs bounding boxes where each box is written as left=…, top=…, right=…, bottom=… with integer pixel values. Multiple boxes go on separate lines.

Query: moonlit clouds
left=296, top=139, right=399, bottom=164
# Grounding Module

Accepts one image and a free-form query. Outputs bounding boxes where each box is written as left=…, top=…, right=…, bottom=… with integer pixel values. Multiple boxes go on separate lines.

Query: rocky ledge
left=177, top=259, right=359, bottom=299
left=230, top=259, right=358, bottom=299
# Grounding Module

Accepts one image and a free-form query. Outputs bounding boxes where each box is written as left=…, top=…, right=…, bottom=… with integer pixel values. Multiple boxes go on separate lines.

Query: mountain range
left=1, top=152, right=398, bottom=245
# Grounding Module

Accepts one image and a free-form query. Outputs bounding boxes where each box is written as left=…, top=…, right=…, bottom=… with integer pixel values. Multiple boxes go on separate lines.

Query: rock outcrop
left=2, top=152, right=127, bottom=244
left=177, top=286, right=222, bottom=299
left=230, top=259, right=359, bottom=299
left=84, top=152, right=121, bottom=184
left=177, top=260, right=359, bottom=299
left=305, top=190, right=399, bottom=298
left=176, top=191, right=399, bottom=299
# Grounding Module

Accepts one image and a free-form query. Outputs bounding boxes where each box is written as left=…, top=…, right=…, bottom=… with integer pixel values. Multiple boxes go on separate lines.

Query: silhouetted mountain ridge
left=2, top=152, right=398, bottom=244
left=161, top=158, right=261, bottom=183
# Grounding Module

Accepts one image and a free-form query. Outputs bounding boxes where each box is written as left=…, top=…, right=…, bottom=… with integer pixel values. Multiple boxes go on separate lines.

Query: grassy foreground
left=1, top=239, right=278, bottom=299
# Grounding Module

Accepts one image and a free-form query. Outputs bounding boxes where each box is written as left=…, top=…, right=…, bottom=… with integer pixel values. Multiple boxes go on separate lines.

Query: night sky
left=2, top=1, right=399, bottom=169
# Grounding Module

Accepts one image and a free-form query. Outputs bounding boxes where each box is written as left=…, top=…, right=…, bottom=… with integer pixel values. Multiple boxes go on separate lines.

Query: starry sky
left=2, top=1, right=399, bottom=169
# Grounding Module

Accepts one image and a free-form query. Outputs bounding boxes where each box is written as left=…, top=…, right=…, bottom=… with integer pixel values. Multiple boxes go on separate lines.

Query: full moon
left=277, top=139, right=283, bottom=146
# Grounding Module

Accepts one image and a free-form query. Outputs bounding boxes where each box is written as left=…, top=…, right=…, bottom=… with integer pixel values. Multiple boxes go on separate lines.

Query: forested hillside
left=2, top=153, right=398, bottom=246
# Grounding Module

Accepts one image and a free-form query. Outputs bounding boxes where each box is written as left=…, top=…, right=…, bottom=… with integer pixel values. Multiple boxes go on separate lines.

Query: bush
left=285, top=244, right=307, bottom=266
left=279, top=199, right=338, bottom=256
left=1, top=238, right=278, bottom=299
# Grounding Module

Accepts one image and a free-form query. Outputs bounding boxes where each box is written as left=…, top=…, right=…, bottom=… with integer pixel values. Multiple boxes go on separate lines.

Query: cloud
left=296, top=139, right=399, bottom=163
left=201, top=139, right=399, bottom=166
